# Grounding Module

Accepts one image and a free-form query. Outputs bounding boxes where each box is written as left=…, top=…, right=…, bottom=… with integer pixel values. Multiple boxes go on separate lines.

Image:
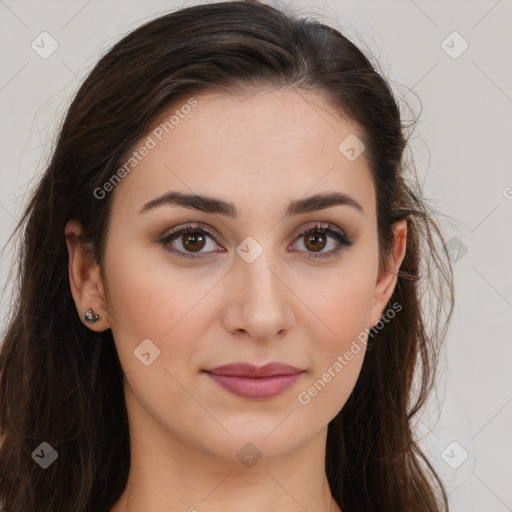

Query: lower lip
left=204, top=372, right=304, bottom=399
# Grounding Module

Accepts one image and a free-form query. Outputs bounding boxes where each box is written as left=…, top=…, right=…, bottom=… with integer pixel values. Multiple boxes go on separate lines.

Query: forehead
left=110, top=89, right=376, bottom=222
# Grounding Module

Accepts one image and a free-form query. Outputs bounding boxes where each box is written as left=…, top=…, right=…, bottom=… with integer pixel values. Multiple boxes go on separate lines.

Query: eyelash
left=159, top=222, right=354, bottom=261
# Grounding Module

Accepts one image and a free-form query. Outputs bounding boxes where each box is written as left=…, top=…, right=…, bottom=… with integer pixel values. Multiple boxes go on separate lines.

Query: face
left=67, top=89, right=406, bottom=462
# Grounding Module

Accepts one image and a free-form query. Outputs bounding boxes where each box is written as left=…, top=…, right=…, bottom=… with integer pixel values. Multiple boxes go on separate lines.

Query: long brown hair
left=0, top=1, right=454, bottom=510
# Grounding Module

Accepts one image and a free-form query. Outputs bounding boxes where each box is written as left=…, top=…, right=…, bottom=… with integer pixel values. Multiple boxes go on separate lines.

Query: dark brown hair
left=0, top=1, right=454, bottom=510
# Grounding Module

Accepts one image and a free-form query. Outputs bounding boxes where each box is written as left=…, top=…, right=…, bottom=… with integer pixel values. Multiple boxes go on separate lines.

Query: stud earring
left=84, top=308, right=100, bottom=324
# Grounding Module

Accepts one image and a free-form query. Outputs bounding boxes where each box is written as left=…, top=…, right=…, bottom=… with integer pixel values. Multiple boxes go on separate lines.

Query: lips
left=203, top=362, right=305, bottom=399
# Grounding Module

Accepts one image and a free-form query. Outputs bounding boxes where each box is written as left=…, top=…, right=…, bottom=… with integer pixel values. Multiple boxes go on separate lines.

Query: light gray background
left=1, top=1, right=511, bottom=511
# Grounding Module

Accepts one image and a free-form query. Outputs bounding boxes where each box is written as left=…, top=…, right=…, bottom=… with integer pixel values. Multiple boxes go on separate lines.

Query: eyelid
left=290, top=222, right=353, bottom=259
left=159, top=222, right=223, bottom=261
left=160, top=222, right=221, bottom=245
left=293, top=221, right=348, bottom=241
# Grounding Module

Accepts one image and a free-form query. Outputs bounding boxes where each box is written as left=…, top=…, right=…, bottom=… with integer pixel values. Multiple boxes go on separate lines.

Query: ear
left=369, top=219, right=407, bottom=327
left=65, top=219, right=111, bottom=331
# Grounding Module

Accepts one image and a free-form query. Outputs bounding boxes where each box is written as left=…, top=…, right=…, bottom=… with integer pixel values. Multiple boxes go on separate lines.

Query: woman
left=0, top=1, right=454, bottom=511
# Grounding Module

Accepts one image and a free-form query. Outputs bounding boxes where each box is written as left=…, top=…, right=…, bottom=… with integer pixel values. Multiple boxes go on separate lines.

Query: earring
left=84, top=308, right=100, bottom=324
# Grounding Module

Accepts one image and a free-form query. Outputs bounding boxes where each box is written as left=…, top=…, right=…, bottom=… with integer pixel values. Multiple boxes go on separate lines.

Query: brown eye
left=160, top=224, right=220, bottom=260
left=303, top=232, right=327, bottom=252
left=160, top=222, right=353, bottom=262
left=293, top=223, right=354, bottom=260
left=181, top=231, right=207, bottom=252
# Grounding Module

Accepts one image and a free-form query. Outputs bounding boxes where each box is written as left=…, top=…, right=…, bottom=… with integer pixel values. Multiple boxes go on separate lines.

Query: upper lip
left=204, top=362, right=304, bottom=377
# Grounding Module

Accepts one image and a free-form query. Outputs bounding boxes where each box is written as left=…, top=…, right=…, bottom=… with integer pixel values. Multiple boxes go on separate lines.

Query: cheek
left=295, top=262, right=375, bottom=424
left=305, top=257, right=375, bottom=353
left=299, top=230, right=378, bottom=345
left=103, top=238, right=220, bottom=338
left=101, top=244, right=199, bottom=373
left=101, top=249, right=215, bottom=435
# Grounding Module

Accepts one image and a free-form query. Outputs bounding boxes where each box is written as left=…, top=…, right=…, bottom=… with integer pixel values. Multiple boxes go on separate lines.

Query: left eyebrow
left=138, top=190, right=365, bottom=218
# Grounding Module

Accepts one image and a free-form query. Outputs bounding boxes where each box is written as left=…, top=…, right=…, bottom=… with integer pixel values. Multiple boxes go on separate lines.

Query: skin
left=65, top=89, right=407, bottom=512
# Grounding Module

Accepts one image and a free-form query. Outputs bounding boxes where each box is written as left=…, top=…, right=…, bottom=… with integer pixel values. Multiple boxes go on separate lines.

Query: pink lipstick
left=203, top=362, right=305, bottom=400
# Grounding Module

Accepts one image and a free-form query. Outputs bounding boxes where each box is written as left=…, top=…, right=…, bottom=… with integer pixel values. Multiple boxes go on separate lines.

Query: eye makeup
left=158, top=221, right=354, bottom=261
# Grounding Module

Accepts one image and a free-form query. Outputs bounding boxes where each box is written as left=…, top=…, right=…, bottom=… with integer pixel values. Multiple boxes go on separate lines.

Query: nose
left=220, top=246, right=296, bottom=342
